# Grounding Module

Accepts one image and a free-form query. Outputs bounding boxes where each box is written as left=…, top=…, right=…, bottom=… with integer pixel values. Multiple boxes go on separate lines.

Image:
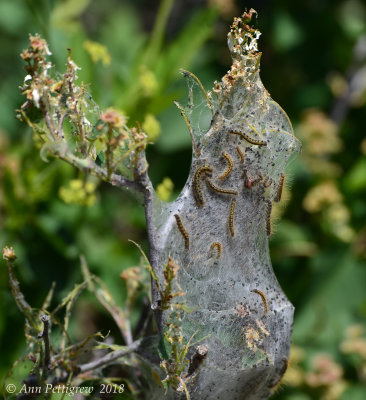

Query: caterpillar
left=252, top=289, right=269, bottom=313
left=210, top=242, right=222, bottom=258
left=263, top=177, right=273, bottom=188
left=229, top=198, right=236, bottom=237
left=274, top=174, right=285, bottom=202
left=268, top=358, right=289, bottom=389
left=206, top=179, right=238, bottom=195
left=236, top=146, right=245, bottom=163
left=251, top=175, right=263, bottom=187
left=193, top=166, right=213, bottom=206
left=243, top=171, right=262, bottom=189
left=218, top=152, right=233, bottom=180
left=229, top=130, right=267, bottom=146
left=174, top=214, right=189, bottom=249
left=265, top=200, right=272, bottom=236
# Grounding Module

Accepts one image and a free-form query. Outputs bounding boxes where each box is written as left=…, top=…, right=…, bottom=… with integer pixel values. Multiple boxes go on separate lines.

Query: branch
left=133, top=151, right=162, bottom=312
left=56, top=151, right=144, bottom=193
left=38, top=314, right=51, bottom=372
left=78, top=339, right=142, bottom=374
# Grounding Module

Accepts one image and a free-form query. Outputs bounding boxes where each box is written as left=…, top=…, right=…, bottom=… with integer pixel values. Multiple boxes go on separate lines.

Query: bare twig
left=174, top=100, right=200, bottom=156
left=78, top=339, right=142, bottom=374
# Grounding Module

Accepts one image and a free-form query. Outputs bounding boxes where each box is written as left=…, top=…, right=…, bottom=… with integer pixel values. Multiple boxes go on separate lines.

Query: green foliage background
left=1, top=0, right=366, bottom=399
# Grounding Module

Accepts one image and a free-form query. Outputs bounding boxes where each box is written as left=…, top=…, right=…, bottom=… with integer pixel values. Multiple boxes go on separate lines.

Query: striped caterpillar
left=193, top=166, right=213, bottom=206
left=243, top=170, right=262, bottom=189
left=206, top=179, right=238, bottom=196
left=174, top=214, right=189, bottom=250
left=218, top=152, right=233, bottom=180
left=236, top=146, right=245, bottom=163
left=265, top=200, right=272, bottom=236
left=229, top=130, right=267, bottom=146
left=263, top=177, right=273, bottom=188
left=268, top=358, right=289, bottom=389
left=229, top=198, right=236, bottom=237
left=274, top=174, right=285, bottom=202
left=210, top=242, right=222, bottom=258
left=251, top=289, right=269, bottom=313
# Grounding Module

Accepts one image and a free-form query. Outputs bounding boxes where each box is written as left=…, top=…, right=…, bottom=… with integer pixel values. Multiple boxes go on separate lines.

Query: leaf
left=154, top=8, right=218, bottom=88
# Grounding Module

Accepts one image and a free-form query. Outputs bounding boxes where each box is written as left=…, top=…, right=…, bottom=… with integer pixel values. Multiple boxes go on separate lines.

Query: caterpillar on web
left=229, top=130, right=267, bottom=146
left=265, top=200, right=272, bottom=236
left=174, top=214, right=189, bottom=250
left=263, top=177, right=273, bottom=188
left=229, top=198, right=236, bottom=237
left=193, top=166, right=212, bottom=207
left=243, top=170, right=262, bottom=189
left=206, top=179, right=238, bottom=196
left=210, top=242, right=222, bottom=258
left=251, top=289, right=269, bottom=313
left=274, top=174, right=285, bottom=202
left=236, top=146, right=245, bottom=163
left=218, top=152, right=233, bottom=180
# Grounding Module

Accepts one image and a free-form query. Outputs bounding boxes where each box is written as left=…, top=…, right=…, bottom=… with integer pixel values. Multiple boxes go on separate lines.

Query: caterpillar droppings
left=206, top=179, right=238, bottom=196
left=229, top=198, right=236, bottom=237
left=252, top=289, right=269, bottom=313
left=274, top=174, right=285, bottom=202
left=210, top=242, right=222, bottom=258
left=174, top=214, right=189, bottom=250
left=229, top=130, right=267, bottom=146
left=193, top=166, right=212, bottom=206
left=218, top=152, right=233, bottom=180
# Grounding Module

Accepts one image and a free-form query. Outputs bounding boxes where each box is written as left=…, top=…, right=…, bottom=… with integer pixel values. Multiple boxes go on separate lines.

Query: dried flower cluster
left=18, top=34, right=148, bottom=185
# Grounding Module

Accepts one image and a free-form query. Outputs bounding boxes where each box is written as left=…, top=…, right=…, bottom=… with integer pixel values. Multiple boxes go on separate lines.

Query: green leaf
left=345, top=157, right=366, bottom=191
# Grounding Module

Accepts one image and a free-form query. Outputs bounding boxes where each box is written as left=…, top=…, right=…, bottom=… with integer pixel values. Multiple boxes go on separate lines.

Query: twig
left=174, top=101, right=200, bottom=156
left=78, top=339, right=141, bottom=374
left=38, top=314, right=51, bottom=370
left=57, top=152, right=143, bottom=193
left=180, top=69, right=214, bottom=114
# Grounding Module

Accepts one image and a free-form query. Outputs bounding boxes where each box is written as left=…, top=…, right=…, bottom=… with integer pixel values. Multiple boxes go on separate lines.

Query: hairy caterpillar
left=274, top=174, right=285, bottom=202
left=236, top=146, right=245, bottom=163
left=193, top=166, right=213, bottom=206
left=268, top=358, right=289, bottom=389
left=251, top=289, right=269, bottom=313
left=210, top=242, right=222, bottom=258
left=251, top=175, right=263, bottom=186
left=229, top=198, right=236, bottom=237
left=265, top=201, right=272, bottom=236
left=218, top=152, right=233, bottom=180
left=206, top=179, right=238, bottom=195
left=174, top=214, right=189, bottom=249
left=229, top=130, right=267, bottom=146
left=263, top=177, right=273, bottom=188
left=243, top=170, right=262, bottom=189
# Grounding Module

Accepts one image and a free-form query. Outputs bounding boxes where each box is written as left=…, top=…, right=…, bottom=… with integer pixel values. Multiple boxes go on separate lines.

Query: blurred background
left=1, top=0, right=366, bottom=398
